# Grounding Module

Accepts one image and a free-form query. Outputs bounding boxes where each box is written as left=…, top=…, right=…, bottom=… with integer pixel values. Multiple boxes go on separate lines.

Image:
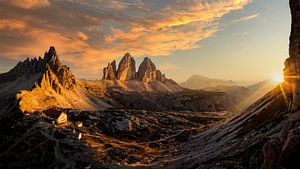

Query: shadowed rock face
left=137, top=57, right=156, bottom=81
left=137, top=57, right=166, bottom=83
left=103, top=61, right=117, bottom=80
left=284, top=0, right=300, bottom=110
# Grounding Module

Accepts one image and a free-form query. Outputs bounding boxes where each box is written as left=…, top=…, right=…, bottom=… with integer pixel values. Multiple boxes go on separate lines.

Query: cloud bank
left=0, top=0, right=251, bottom=79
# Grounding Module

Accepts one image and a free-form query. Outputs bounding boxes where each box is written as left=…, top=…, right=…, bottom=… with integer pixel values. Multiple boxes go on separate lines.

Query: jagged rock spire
left=103, top=61, right=117, bottom=80
left=44, top=46, right=56, bottom=60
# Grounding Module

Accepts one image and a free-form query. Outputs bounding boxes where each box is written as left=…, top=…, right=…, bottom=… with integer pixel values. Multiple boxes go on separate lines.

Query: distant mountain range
left=180, top=74, right=276, bottom=110
left=180, top=74, right=237, bottom=89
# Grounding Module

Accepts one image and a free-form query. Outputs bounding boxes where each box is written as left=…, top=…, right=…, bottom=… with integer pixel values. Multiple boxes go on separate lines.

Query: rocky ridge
left=0, top=46, right=76, bottom=93
left=0, top=47, right=109, bottom=114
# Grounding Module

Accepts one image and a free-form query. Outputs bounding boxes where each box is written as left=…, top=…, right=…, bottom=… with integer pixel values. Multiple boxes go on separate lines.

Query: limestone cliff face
left=284, top=0, right=300, bottom=110
left=137, top=57, right=166, bottom=82
left=103, top=61, right=117, bottom=80
left=116, top=53, right=136, bottom=81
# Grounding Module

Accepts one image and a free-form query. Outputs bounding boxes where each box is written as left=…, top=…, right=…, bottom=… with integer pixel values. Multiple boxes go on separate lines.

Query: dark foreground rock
left=0, top=109, right=229, bottom=168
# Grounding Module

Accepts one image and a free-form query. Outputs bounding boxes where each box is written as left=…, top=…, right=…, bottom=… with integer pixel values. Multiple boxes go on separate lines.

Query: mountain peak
left=44, top=46, right=60, bottom=65
left=116, top=53, right=136, bottom=81
left=48, top=46, right=56, bottom=55
left=124, top=52, right=132, bottom=58
left=137, top=57, right=159, bottom=82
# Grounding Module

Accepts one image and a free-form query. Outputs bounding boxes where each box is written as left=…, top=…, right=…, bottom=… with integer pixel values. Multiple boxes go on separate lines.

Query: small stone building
left=44, top=109, right=68, bottom=124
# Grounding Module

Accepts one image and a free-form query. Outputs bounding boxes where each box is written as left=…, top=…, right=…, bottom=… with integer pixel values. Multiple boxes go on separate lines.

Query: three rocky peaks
left=103, top=53, right=167, bottom=83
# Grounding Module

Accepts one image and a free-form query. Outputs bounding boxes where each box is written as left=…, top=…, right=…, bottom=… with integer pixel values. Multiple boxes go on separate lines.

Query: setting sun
left=272, top=73, right=284, bottom=83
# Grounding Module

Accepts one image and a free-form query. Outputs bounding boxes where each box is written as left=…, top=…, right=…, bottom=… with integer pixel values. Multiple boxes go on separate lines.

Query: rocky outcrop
left=102, top=54, right=167, bottom=83
left=284, top=0, right=300, bottom=111
left=116, top=53, right=136, bottom=81
left=262, top=119, right=300, bottom=169
left=103, top=61, right=117, bottom=80
left=137, top=57, right=166, bottom=82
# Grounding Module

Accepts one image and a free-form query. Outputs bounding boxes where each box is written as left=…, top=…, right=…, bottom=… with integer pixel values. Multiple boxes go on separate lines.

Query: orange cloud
left=0, top=19, right=26, bottom=30
left=77, top=32, right=89, bottom=41
left=7, top=0, right=49, bottom=9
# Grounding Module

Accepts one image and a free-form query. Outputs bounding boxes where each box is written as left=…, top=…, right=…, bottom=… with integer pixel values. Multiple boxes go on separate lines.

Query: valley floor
left=0, top=109, right=229, bottom=168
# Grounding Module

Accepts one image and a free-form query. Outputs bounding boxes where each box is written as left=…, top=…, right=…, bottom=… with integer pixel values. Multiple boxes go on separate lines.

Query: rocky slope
left=107, top=90, right=240, bottom=113
left=148, top=83, right=297, bottom=169
left=0, top=47, right=110, bottom=116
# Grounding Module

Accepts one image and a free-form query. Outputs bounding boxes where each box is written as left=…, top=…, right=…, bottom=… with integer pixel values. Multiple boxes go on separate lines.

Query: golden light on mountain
left=0, top=0, right=298, bottom=169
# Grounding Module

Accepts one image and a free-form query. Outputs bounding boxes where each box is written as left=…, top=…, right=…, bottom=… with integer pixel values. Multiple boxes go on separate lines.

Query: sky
left=0, top=0, right=291, bottom=84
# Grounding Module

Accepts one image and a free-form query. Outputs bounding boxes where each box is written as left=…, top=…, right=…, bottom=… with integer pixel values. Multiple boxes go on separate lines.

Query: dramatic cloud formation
left=0, top=0, right=252, bottom=79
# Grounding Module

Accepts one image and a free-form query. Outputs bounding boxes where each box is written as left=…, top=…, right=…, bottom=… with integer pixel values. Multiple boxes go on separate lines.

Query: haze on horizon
left=0, top=0, right=290, bottom=84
